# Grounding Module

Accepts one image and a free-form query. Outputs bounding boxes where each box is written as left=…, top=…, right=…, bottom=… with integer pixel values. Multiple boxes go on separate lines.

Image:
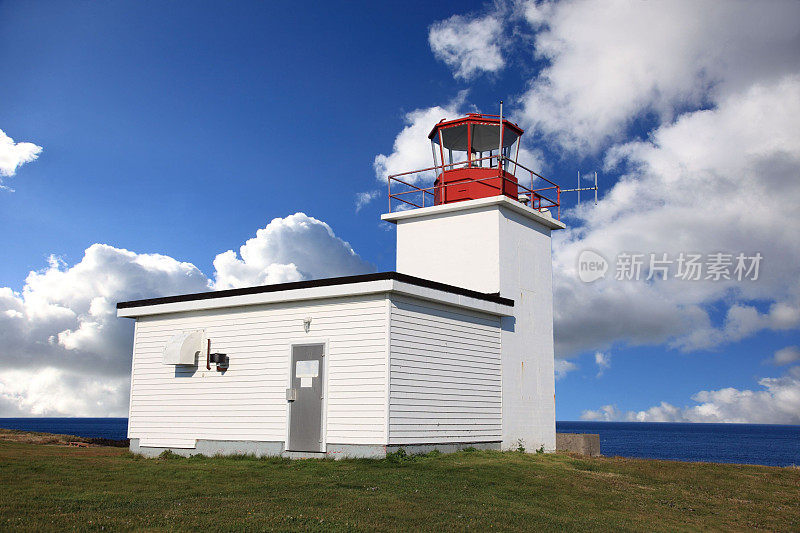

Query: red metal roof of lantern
left=387, top=102, right=561, bottom=219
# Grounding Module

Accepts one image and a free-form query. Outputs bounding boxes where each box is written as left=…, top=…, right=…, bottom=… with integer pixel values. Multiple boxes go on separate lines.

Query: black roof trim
left=116, top=272, right=514, bottom=309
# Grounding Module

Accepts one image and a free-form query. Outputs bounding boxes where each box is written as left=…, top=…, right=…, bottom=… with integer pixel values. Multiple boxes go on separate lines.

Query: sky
left=1, top=0, right=799, bottom=423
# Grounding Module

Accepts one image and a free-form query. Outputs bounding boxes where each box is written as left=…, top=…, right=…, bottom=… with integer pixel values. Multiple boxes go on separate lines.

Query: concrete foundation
left=131, top=439, right=501, bottom=459
left=389, top=441, right=501, bottom=455
left=129, top=438, right=285, bottom=458
left=324, top=444, right=386, bottom=459
left=555, top=433, right=601, bottom=456
left=327, top=441, right=501, bottom=459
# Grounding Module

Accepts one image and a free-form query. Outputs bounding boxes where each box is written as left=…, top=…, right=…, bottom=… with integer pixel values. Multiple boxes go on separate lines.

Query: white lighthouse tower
left=382, top=111, right=565, bottom=450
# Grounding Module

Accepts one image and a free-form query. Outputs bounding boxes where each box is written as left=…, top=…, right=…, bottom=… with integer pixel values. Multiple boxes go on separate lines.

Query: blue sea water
left=0, top=418, right=798, bottom=467
left=558, top=421, right=800, bottom=467
left=0, top=418, right=128, bottom=441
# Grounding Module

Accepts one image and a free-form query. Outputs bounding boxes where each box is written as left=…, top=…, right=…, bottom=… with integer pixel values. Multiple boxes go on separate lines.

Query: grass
left=0, top=438, right=798, bottom=532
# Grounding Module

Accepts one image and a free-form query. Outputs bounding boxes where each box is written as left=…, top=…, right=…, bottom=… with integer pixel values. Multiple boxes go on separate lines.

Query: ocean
left=1, top=418, right=798, bottom=467
left=0, top=417, right=128, bottom=441
left=558, top=421, right=800, bottom=467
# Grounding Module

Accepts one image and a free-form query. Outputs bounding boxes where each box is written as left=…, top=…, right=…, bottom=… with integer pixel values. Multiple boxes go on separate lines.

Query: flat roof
left=117, top=271, right=513, bottom=310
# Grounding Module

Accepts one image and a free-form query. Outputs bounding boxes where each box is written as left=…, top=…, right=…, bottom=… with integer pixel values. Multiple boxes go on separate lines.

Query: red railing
left=387, top=155, right=561, bottom=220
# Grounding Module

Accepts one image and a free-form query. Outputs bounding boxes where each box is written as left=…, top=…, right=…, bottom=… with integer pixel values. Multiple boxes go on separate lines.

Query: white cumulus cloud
left=518, top=0, right=800, bottom=152
left=553, top=75, right=800, bottom=357
left=582, top=366, right=800, bottom=424
left=594, top=351, right=610, bottom=377
left=429, top=13, right=506, bottom=80
left=769, top=346, right=800, bottom=366
left=0, top=245, right=208, bottom=416
left=355, top=190, right=381, bottom=212
left=0, top=128, right=43, bottom=190
left=0, top=368, right=130, bottom=417
left=580, top=404, right=621, bottom=422
left=555, top=358, right=578, bottom=380
left=212, top=213, right=373, bottom=290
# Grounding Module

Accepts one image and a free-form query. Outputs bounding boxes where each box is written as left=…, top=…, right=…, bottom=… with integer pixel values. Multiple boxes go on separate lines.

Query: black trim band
left=116, top=271, right=514, bottom=309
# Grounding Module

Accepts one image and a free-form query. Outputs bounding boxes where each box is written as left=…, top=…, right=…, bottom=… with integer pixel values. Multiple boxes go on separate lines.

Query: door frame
left=285, top=338, right=329, bottom=453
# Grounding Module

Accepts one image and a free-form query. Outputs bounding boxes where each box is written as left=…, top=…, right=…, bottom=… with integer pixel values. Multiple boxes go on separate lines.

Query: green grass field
left=0, top=438, right=798, bottom=532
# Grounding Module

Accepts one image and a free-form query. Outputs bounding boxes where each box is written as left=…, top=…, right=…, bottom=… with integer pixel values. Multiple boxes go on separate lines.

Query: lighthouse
left=117, top=108, right=564, bottom=458
left=383, top=109, right=565, bottom=451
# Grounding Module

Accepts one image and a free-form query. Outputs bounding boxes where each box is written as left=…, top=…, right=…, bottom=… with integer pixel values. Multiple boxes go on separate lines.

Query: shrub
left=385, top=448, right=408, bottom=464
left=158, top=449, right=182, bottom=460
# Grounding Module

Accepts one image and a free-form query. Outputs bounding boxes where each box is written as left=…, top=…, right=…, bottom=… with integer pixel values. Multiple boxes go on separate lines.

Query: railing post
left=530, top=170, right=534, bottom=196
left=438, top=129, right=446, bottom=204
left=498, top=101, right=504, bottom=171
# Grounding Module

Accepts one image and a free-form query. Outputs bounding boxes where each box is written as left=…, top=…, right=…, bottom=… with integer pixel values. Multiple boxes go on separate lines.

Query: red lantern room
left=429, top=113, right=523, bottom=205
left=387, top=104, right=561, bottom=219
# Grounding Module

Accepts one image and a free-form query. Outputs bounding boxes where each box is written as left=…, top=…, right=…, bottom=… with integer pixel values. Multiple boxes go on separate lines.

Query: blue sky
left=1, top=0, right=799, bottom=421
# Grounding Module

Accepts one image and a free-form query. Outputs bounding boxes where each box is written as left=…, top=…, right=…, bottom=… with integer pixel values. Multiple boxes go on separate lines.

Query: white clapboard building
left=118, top=112, right=565, bottom=458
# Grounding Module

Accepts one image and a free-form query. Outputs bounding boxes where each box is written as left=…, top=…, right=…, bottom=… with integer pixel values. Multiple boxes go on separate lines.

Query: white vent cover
left=163, top=330, right=205, bottom=365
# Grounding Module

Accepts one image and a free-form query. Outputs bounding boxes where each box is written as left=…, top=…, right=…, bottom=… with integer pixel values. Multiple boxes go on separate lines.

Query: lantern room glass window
left=433, top=124, right=469, bottom=170
left=432, top=123, right=520, bottom=170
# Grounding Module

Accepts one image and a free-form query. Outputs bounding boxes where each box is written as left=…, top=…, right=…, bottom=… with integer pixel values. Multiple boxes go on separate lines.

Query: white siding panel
left=388, top=296, right=502, bottom=445
left=128, top=295, right=388, bottom=448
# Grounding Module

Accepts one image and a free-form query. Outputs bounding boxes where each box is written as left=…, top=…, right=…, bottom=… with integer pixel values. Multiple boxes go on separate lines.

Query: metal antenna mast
left=562, top=171, right=599, bottom=205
